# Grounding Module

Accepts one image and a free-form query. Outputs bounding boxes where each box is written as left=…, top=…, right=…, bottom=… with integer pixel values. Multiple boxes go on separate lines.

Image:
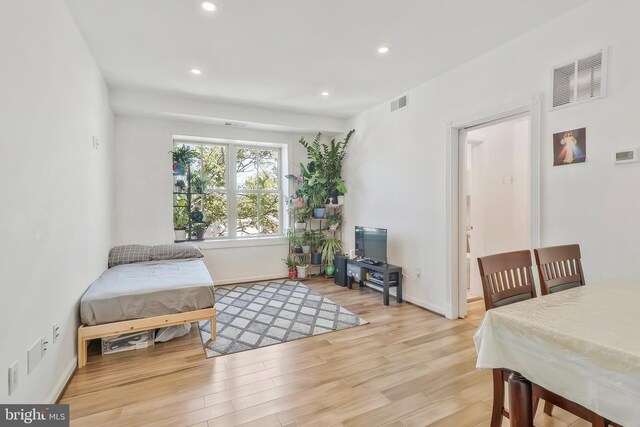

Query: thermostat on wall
left=613, top=149, right=640, bottom=164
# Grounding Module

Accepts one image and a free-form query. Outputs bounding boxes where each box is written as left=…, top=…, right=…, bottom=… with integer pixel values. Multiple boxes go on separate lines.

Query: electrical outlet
left=53, top=324, right=61, bottom=344
left=41, top=337, right=49, bottom=357
left=8, top=362, right=18, bottom=395
left=416, top=268, right=422, bottom=278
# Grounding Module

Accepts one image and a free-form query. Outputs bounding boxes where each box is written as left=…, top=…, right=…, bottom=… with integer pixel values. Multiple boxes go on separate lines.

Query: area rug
left=198, top=280, right=368, bottom=357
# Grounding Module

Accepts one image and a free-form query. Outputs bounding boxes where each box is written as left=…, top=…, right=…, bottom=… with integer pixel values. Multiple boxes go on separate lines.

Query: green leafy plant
left=296, top=258, right=308, bottom=268
left=321, top=237, right=343, bottom=265
left=283, top=257, right=296, bottom=270
left=312, top=230, right=326, bottom=252
left=298, top=130, right=354, bottom=197
left=173, top=208, right=189, bottom=230
left=327, top=212, right=342, bottom=229
left=170, top=145, right=199, bottom=164
left=286, top=228, right=301, bottom=247
left=301, top=231, right=313, bottom=246
left=192, top=222, right=209, bottom=232
left=294, top=207, right=311, bottom=223
left=190, top=171, right=211, bottom=194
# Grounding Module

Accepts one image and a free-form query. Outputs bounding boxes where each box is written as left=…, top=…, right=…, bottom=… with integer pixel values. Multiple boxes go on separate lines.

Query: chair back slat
left=478, top=250, right=536, bottom=310
left=534, top=244, right=585, bottom=295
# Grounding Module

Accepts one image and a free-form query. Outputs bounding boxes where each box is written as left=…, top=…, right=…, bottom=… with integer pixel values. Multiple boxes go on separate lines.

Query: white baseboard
left=403, top=295, right=446, bottom=317
left=215, top=274, right=288, bottom=286
left=47, top=356, right=77, bottom=404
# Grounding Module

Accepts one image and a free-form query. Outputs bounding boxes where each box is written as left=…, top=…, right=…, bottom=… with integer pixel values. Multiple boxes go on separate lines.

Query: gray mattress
left=80, top=259, right=214, bottom=326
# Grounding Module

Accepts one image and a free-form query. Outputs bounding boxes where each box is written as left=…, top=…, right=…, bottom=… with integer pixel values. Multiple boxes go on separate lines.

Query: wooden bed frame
left=77, top=307, right=216, bottom=368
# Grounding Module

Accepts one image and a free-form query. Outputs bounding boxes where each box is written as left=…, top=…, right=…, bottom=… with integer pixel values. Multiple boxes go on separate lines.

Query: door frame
left=445, top=95, right=542, bottom=319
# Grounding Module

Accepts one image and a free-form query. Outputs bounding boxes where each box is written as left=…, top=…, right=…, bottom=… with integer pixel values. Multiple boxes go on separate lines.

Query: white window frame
left=173, top=137, right=285, bottom=241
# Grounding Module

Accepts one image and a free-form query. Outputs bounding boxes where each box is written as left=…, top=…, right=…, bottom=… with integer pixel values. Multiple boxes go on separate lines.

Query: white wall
left=0, top=0, right=114, bottom=403
left=113, top=115, right=314, bottom=284
left=344, top=0, right=640, bottom=316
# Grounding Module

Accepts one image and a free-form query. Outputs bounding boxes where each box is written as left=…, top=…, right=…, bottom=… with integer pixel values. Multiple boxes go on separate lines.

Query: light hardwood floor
left=61, top=278, right=591, bottom=427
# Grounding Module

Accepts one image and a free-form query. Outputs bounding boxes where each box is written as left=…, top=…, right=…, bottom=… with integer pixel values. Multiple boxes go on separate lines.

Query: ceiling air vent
left=391, top=95, right=407, bottom=112
left=551, top=49, right=607, bottom=110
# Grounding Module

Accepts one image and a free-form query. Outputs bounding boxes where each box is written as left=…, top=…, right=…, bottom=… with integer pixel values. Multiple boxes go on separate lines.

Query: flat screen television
left=355, top=226, right=388, bottom=264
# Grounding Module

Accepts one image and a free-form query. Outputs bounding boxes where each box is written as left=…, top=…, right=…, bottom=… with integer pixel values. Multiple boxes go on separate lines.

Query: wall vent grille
left=552, top=49, right=606, bottom=109
left=391, top=95, right=408, bottom=112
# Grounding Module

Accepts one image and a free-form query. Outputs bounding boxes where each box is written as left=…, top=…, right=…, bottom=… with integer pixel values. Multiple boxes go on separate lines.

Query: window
left=173, top=140, right=283, bottom=240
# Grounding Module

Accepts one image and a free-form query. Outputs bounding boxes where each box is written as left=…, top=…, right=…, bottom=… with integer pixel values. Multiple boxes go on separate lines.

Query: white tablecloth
left=474, top=280, right=640, bottom=426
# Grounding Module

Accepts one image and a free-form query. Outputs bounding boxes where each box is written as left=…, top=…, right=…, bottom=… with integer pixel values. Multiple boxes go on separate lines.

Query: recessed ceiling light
left=191, top=68, right=202, bottom=75
left=201, top=1, right=217, bottom=12
left=378, top=46, right=390, bottom=54
left=321, top=91, right=330, bottom=97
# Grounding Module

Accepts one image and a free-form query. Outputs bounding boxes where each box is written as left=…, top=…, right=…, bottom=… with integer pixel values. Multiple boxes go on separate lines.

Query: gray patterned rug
left=198, top=280, right=368, bottom=357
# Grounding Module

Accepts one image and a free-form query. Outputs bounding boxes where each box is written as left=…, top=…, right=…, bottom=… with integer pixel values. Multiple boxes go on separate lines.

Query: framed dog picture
left=553, top=127, right=586, bottom=166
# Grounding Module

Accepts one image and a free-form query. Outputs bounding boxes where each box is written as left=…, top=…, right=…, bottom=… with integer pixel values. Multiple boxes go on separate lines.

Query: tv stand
left=346, top=259, right=403, bottom=306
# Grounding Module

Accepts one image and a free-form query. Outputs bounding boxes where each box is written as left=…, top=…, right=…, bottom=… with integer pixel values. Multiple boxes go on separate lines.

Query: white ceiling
left=64, top=0, right=588, bottom=119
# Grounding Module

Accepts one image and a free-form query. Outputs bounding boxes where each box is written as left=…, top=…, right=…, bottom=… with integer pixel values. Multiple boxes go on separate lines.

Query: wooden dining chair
left=533, top=243, right=585, bottom=417
left=478, top=249, right=537, bottom=311
left=478, top=250, right=537, bottom=427
left=534, top=244, right=585, bottom=295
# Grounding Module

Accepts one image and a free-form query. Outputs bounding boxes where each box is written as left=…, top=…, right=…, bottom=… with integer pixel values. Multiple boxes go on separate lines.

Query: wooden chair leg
left=533, top=396, right=540, bottom=415
left=544, top=400, right=554, bottom=416
left=491, top=369, right=506, bottom=427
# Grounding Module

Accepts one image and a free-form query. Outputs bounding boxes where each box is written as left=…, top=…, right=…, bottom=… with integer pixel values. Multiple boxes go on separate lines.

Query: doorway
left=460, top=115, right=531, bottom=302
left=446, top=97, right=541, bottom=320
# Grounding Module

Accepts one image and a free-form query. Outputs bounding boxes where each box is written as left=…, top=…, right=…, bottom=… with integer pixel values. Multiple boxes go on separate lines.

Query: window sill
left=196, top=236, right=288, bottom=250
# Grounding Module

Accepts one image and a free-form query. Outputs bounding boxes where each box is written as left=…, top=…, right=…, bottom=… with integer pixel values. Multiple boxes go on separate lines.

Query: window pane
left=236, top=148, right=258, bottom=190
left=260, top=193, right=280, bottom=235
left=193, top=193, right=228, bottom=238
left=199, top=145, right=226, bottom=190
left=237, top=193, right=259, bottom=236
left=258, top=149, right=279, bottom=190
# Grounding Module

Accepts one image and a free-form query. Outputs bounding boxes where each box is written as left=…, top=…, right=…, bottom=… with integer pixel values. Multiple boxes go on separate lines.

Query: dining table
left=473, top=279, right=640, bottom=426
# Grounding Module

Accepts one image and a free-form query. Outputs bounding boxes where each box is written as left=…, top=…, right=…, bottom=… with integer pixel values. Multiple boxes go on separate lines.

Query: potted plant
left=322, top=237, right=343, bottom=276
left=192, top=222, right=209, bottom=240
left=174, top=178, right=186, bottom=193
left=296, top=130, right=354, bottom=216
left=306, top=174, right=328, bottom=218
left=294, top=208, right=309, bottom=230
left=296, top=259, right=308, bottom=279
left=190, top=207, right=204, bottom=223
left=313, top=230, right=326, bottom=251
left=190, top=171, right=210, bottom=194
left=327, top=212, right=342, bottom=231
left=301, top=232, right=312, bottom=254
left=173, top=208, right=189, bottom=241
left=170, top=145, right=199, bottom=175
left=286, top=228, right=303, bottom=253
left=283, top=257, right=297, bottom=280
left=310, top=230, right=325, bottom=265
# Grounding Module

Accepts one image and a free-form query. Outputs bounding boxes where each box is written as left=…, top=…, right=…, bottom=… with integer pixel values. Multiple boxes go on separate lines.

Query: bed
left=77, top=244, right=216, bottom=368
